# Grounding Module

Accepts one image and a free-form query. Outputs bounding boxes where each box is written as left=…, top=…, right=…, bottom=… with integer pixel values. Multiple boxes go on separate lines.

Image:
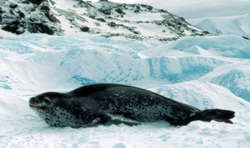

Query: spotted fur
left=29, top=83, right=234, bottom=128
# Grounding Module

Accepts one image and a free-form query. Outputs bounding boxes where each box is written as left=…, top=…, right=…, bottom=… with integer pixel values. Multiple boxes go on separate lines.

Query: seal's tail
left=196, top=109, right=235, bottom=124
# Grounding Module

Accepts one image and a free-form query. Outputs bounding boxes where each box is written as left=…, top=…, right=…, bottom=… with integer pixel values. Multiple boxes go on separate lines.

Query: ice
left=0, top=33, right=250, bottom=147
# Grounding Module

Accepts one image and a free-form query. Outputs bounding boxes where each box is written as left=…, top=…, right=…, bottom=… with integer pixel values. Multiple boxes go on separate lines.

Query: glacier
left=0, top=33, right=250, bottom=147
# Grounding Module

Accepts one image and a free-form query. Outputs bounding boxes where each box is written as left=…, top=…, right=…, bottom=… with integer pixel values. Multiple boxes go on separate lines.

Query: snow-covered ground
left=0, top=33, right=250, bottom=147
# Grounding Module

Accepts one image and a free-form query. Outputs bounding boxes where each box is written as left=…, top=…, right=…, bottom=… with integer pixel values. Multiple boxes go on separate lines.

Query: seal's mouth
left=29, top=103, right=48, bottom=111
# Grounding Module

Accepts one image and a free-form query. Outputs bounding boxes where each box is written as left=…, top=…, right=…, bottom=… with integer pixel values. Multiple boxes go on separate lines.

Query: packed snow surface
left=0, top=33, right=250, bottom=147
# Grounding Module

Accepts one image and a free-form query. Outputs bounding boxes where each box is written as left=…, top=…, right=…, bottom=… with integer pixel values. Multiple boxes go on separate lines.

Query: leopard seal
left=29, top=83, right=235, bottom=128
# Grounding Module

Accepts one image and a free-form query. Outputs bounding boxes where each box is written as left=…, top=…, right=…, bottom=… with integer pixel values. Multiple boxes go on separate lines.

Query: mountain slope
left=189, top=13, right=250, bottom=38
left=0, top=0, right=208, bottom=42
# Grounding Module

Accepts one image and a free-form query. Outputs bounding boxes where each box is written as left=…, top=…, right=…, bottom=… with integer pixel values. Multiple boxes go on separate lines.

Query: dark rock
left=28, top=17, right=38, bottom=23
left=40, top=5, right=58, bottom=22
left=141, top=4, right=153, bottom=11
left=179, top=17, right=185, bottom=21
left=80, top=26, right=90, bottom=32
left=159, top=9, right=167, bottom=13
left=89, top=15, right=96, bottom=19
left=203, top=31, right=210, bottom=35
left=9, top=9, right=15, bottom=15
left=40, top=5, right=50, bottom=12
left=96, top=18, right=106, bottom=22
left=115, top=8, right=123, bottom=14
left=134, top=6, right=141, bottom=13
left=0, top=8, right=2, bottom=23
left=2, top=20, right=25, bottom=34
left=133, top=31, right=139, bottom=34
left=21, top=0, right=31, bottom=4
left=50, top=15, right=59, bottom=22
left=242, top=36, right=250, bottom=41
left=28, top=23, right=55, bottom=35
left=29, top=0, right=47, bottom=5
left=46, top=13, right=59, bottom=22
left=159, top=37, right=178, bottom=42
left=99, top=8, right=111, bottom=15
left=9, top=3, right=18, bottom=9
left=134, top=9, right=139, bottom=13
left=134, top=5, right=140, bottom=13
left=108, top=22, right=117, bottom=27
left=0, top=0, right=61, bottom=35
left=167, top=22, right=174, bottom=27
left=18, top=11, right=25, bottom=18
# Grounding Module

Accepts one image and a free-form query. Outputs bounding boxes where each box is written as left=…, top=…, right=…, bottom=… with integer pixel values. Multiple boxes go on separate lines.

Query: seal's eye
left=43, top=97, right=51, bottom=104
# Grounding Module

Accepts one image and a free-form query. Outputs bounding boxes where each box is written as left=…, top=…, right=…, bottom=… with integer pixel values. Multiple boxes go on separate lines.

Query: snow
left=123, top=12, right=163, bottom=21
left=0, top=33, right=250, bottom=147
left=0, top=30, right=15, bottom=37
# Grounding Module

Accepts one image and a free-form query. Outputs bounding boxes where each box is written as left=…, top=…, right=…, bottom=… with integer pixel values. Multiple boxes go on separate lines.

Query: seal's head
left=29, top=92, right=80, bottom=127
left=29, top=92, right=69, bottom=112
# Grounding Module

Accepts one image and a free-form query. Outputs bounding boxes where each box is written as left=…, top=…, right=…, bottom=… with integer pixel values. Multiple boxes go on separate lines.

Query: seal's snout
left=29, top=96, right=46, bottom=107
left=29, top=97, right=36, bottom=105
left=29, top=96, right=50, bottom=112
left=29, top=96, right=40, bottom=107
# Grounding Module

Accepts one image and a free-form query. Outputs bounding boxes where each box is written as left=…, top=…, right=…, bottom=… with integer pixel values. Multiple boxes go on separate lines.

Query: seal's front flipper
left=108, top=119, right=139, bottom=126
left=102, top=114, right=140, bottom=126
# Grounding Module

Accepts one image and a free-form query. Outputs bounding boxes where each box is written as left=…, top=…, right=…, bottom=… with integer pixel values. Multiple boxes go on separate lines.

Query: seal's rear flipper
left=197, top=109, right=235, bottom=124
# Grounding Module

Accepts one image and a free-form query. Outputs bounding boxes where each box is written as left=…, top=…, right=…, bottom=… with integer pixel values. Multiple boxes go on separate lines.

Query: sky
left=93, top=0, right=250, bottom=18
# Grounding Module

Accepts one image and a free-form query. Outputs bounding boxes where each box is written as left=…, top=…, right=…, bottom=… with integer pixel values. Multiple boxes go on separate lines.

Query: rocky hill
left=0, top=0, right=209, bottom=41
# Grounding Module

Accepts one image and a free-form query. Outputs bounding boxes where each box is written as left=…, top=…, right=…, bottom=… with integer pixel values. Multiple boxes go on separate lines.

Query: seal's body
left=29, top=83, right=235, bottom=128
